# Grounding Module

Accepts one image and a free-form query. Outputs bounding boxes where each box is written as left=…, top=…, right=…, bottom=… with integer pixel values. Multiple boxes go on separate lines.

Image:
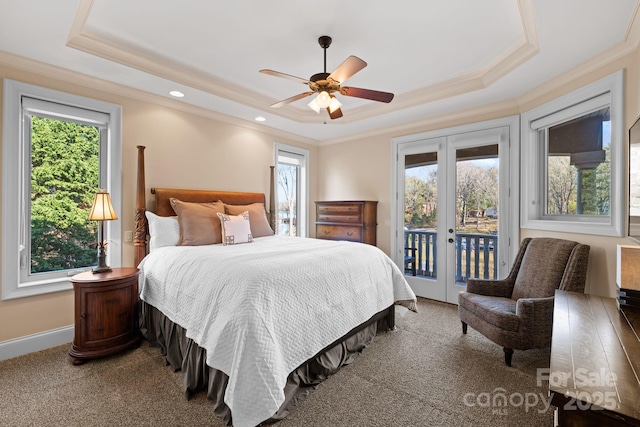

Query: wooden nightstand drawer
left=316, top=225, right=363, bottom=242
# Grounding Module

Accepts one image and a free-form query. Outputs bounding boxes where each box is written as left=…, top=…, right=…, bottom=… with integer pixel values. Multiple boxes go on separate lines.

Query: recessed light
left=169, top=90, right=184, bottom=98
left=255, top=116, right=266, bottom=122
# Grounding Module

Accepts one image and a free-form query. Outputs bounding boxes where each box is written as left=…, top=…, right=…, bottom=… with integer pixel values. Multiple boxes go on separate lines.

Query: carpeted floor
left=0, top=298, right=554, bottom=426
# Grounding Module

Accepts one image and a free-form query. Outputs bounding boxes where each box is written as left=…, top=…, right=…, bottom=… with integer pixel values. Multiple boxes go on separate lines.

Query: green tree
left=30, top=116, right=99, bottom=273
left=547, top=156, right=577, bottom=214
left=579, top=147, right=610, bottom=215
left=404, top=173, right=437, bottom=228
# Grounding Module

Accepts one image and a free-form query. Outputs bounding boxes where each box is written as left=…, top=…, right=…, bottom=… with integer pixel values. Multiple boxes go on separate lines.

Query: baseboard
left=0, top=325, right=74, bottom=362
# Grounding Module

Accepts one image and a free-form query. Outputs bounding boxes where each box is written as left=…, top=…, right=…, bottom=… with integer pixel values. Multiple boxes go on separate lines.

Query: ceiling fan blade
left=260, top=69, right=309, bottom=85
left=327, top=107, right=343, bottom=119
left=270, top=91, right=314, bottom=108
left=340, top=86, right=394, bottom=103
left=328, top=56, right=367, bottom=84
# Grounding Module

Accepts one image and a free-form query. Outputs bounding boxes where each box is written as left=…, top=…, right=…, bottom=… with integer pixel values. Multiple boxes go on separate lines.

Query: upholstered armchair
left=458, top=237, right=590, bottom=366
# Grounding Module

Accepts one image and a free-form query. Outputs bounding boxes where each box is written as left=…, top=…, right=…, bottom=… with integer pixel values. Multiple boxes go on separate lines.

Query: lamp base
left=92, top=250, right=111, bottom=274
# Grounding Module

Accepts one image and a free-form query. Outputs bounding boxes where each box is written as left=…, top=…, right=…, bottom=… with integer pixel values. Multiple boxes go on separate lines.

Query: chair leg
left=461, top=321, right=467, bottom=334
left=503, top=348, right=514, bottom=367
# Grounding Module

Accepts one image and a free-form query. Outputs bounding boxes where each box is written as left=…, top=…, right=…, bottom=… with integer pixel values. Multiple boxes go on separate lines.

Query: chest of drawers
left=315, top=201, right=377, bottom=245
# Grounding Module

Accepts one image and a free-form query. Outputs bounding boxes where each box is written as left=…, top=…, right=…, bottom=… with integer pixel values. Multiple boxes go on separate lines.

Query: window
left=520, top=71, right=624, bottom=236
left=2, top=80, right=122, bottom=300
left=274, top=143, right=309, bottom=237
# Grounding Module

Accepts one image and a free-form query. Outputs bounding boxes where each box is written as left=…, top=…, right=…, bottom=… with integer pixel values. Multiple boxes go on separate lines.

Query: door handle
left=448, top=238, right=454, bottom=243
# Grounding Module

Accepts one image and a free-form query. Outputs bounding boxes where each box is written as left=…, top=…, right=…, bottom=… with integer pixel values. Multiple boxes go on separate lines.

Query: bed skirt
left=139, top=301, right=394, bottom=425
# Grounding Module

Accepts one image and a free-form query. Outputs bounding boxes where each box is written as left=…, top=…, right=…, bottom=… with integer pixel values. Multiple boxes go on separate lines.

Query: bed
left=133, top=146, right=417, bottom=427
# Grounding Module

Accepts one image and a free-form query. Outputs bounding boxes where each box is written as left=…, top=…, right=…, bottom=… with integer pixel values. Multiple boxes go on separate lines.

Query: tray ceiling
left=0, top=0, right=638, bottom=144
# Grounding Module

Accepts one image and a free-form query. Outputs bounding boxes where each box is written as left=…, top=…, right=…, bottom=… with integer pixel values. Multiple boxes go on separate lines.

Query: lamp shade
left=617, top=244, right=640, bottom=291
left=315, top=91, right=331, bottom=108
left=88, top=190, right=118, bottom=221
left=329, top=96, right=342, bottom=113
left=307, top=97, right=321, bottom=113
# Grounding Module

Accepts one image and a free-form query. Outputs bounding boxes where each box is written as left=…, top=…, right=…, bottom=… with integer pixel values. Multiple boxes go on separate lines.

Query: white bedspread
left=139, top=236, right=416, bottom=427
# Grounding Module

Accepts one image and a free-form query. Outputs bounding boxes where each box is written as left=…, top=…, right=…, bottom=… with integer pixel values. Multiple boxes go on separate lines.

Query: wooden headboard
left=152, top=188, right=266, bottom=217
left=133, top=146, right=275, bottom=266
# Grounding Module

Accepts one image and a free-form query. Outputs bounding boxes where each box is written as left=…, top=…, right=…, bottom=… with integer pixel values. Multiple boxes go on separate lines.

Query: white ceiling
left=0, top=0, right=638, bottom=145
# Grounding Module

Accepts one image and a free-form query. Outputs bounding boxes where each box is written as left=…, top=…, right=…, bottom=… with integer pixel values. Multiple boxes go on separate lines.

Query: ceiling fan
left=259, top=36, right=394, bottom=119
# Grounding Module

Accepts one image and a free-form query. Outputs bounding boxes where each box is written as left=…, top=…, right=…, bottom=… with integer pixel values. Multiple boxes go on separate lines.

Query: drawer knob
left=347, top=232, right=353, bottom=236
left=80, top=312, right=87, bottom=320
left=324, top=230, right=329, bottom=235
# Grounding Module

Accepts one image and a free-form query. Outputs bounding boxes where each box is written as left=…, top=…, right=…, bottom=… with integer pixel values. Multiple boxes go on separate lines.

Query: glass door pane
left=405, top=152, right=439, bottom=279
left=454, top=144, right=499, bottom=284
left=401, top=138, right=448, bottom=302
left=276, top=159, right=300, bottom=236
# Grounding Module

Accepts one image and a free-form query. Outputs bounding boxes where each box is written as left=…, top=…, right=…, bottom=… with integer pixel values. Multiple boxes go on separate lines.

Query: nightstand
left=68, top=267, right=141, bottom=365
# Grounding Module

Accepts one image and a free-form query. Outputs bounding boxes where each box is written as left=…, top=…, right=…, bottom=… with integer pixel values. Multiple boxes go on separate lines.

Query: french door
left=392, top=118, right=517, bottom=304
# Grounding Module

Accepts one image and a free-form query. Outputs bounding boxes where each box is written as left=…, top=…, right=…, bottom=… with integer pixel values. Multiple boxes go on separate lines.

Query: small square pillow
left=145, top=211, right=180, bottom=251
left=170, top=198, right=225, bottom=246
left=225, top=203, right=274, bottom=237
left=217, top=211, right=253, bottom=245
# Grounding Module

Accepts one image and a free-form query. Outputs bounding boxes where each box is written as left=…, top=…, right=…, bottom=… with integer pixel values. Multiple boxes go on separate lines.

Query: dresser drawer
left=316, top=225, right=362, bottom=242
left=316, top=213, right=362, bottom=223
left=317, top=203, right=363, bottom=214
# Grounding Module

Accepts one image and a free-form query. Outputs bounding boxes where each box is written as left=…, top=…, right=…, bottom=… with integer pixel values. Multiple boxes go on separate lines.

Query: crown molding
left=0, top=50, right=318, bottom=146
left=517, top=0, right=640, bottom=109
left=67, top=0, right=538, bottom=125
left=516, top=42, right=638, bottom=110
left=317, top=98, right=521, bottom=147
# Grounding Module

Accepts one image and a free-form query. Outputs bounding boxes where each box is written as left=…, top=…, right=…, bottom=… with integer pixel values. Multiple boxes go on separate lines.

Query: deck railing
left=404, top=230, right=498, bottom=283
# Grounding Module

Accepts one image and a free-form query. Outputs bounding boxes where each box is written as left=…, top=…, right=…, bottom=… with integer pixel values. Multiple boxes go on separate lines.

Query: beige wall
left=0, top=62, right=317, bottom=342
left=2, top=45, right=640, bottom=345
left=318, top=50, right=640, bottom=299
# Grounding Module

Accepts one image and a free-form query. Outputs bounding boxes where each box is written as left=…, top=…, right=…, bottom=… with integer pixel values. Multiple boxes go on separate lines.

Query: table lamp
left=88, top=189, right=118, bottom=273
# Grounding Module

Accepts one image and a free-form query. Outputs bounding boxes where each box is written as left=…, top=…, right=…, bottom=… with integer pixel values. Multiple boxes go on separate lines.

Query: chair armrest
left=516, top=296, right=554, bottom=317
left=466, top=278, right=514, bottom=298
left=516, top=296, right=555, bottom=347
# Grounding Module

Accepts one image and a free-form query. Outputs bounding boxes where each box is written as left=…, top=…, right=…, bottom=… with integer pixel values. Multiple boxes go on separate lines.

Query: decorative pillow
left=169, top=198, right=225, bottom=246
left=145, top=211, right=180, bottom=251
left=216, top=211, right=253, bottom=245
left=225, top=203, right=274, bottom=237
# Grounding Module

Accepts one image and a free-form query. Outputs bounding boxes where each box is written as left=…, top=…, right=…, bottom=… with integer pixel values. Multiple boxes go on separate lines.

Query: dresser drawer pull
left=80, top=312, right=88, bottom=320
left=347, top=232, right=353, bottom=236
left=323, top=230, right=329, bottom=235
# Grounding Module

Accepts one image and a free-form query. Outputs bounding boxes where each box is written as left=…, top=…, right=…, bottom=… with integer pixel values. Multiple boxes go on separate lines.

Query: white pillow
left=216, top=211, right=253, bottom=245
left=145, top=211, right=180, bottom=251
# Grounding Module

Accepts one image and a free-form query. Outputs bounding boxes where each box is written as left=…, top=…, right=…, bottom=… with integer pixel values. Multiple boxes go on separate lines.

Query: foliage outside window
left=520, top=71, right=624, bottom=236
left=404, top=159, right=499, bottom=231
left=543, top=109, right=611, bottom=217
left=30, top=116, right=99, bottom=273
left=2, top=80, right=122, bottom=300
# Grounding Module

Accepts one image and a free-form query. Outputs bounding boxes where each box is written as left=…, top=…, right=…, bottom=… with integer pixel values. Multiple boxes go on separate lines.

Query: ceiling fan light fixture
left=329, top=96, right=342, bottom=113
left=308, top=98, right=321, bottom=113
left=315, top=91, right=331, bottom=108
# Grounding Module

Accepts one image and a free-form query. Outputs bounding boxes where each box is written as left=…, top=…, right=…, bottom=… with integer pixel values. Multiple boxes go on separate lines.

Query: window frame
left=2, top=79, right=122, bottom=300
left=274, top=143, right=309, bottom=237
left=520, top=70, right=624, bottom=236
